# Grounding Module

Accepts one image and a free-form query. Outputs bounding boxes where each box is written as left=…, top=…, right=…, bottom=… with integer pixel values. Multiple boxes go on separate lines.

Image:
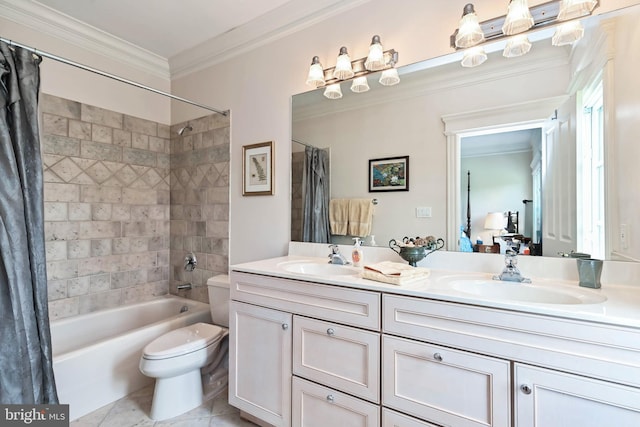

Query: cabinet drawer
left=293, top=316, right=380, bottom=403
left=383, top=335, right=511, bottom=427
left=383, top=408, right=440, bottom=427
left=292, top=376, right=380, bottom=427
left=231, top=271, right=380, bottom=330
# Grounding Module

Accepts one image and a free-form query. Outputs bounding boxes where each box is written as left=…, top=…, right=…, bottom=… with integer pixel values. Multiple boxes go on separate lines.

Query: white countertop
left=231, top=255, right=640, bottom=330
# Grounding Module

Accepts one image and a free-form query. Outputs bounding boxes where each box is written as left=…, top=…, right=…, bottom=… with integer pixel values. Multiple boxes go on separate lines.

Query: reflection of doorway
left=460, top=128, right=541, bottom=245
left=442, top=96, right=570, bottom=254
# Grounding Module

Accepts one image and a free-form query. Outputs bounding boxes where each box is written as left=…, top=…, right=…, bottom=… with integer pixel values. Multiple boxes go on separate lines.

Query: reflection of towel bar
left=372, top=199, right=378, bottom=205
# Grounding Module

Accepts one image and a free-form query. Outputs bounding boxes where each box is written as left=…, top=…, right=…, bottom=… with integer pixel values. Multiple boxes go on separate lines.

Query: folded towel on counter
left=347, top=198, right=374, bottom=237
left=362, top=261, right=430, bottom=285
left=329, top=199, right=349, bottom=235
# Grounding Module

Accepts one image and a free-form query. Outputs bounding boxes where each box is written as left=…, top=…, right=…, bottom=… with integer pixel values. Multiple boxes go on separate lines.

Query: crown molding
left=169, top=0, right=370, bottom=79
left=0, top=0, right=170, bottom=80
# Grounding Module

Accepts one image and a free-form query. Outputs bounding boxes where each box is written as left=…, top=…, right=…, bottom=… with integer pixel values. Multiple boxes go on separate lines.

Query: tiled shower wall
left=169, top=115, right=230, bottom=303
left=40, top=94, right=230, bottom=319
left=41, top=94, right=171, bottom=320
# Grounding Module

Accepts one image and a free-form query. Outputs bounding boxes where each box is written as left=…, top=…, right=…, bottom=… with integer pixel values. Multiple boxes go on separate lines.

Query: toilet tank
left=207, top=274, right=230, bottom=327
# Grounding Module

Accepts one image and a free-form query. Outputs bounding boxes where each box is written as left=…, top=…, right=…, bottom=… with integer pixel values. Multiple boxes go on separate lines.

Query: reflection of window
left=577, top=78, right=604, bottom=259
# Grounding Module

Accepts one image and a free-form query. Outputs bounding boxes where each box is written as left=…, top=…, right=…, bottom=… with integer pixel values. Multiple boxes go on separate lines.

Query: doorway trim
left=442, top=96, right=569, bottom=251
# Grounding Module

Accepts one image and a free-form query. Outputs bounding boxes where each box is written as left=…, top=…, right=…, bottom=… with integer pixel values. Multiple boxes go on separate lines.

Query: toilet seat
left=143, top=323, right=224, bottom=360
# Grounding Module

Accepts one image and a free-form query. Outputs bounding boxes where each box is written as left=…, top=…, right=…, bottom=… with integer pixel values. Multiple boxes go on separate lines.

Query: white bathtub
left=50, top=295, right=212, bottom=421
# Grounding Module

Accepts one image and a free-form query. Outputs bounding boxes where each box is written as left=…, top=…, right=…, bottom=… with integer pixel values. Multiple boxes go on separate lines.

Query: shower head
left=177, top=124, right=193, bottom=135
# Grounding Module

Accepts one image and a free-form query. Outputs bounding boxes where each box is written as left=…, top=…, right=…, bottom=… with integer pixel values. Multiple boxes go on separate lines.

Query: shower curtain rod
left=0, top=36, right=228, bottom=116
left=292, top=139, right=318, bottom=148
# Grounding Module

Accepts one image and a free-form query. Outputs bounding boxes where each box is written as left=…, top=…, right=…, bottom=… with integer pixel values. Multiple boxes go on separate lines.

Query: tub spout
left=177, top=283, right=192, bottom=290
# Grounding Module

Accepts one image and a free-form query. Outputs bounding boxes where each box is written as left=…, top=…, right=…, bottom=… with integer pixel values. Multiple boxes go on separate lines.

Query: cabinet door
left=382, top=408, right=440, bottom=427
left=293, top=316, right=380, bottom=402
left=229, top=301, right=292, bottom=427
left=515, top=363, right=640, bottom=427
left=292, top=376, right=380, bottom=427
left=383, top=335, right=510, bottom=427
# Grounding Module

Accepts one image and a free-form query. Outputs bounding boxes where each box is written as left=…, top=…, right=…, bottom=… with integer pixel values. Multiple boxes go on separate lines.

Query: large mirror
left=291, top=4, right=640, bottom=262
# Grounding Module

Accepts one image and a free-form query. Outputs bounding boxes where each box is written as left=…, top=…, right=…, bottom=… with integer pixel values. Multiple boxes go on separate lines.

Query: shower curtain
left=302, top=146, right=331, bottom=243
left=0, top=42, right=58, bottom=403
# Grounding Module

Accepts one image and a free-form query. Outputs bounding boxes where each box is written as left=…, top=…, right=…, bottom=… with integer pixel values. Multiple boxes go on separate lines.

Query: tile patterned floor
left=70, top=386, right=257, bottom=427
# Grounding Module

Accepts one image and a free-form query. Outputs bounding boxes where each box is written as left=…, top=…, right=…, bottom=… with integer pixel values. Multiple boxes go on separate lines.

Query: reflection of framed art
left=368, top=155, right=409, bottom=192
left=243, top=141, right=274, bottom=196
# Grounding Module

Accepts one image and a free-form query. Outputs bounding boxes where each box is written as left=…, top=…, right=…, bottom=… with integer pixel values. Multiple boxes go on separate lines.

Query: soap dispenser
left=352, top=237, right=363, bottom=267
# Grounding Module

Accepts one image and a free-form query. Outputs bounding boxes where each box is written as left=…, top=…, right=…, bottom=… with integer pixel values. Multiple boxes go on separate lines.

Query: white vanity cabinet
left=229, top=271, right=382, bottom=427
left=229, top=301, right=292, bottom=427
left=384, top=293, right=640, bottom=426
left=230, top=267, right=640, bottom=427
left=514, top=363, right=640, bottom=427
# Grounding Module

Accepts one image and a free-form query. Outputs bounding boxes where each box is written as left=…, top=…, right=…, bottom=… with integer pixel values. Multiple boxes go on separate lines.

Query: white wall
left=0, top=16, right=171, bottom=124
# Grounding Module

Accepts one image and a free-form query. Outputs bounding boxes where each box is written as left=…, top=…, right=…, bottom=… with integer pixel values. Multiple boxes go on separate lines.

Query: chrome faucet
left=328, top=244, right=350, bottom=265
left=493, top=247, right=531, bottom=283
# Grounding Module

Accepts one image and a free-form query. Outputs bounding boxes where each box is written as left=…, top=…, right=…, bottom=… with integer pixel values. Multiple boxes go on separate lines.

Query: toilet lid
left=143, top=323, right=224, bottom=360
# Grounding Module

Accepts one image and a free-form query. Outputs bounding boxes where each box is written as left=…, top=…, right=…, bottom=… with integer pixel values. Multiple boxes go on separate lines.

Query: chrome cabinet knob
left=282, top=323, right=289, bottom=330
left=326, top=395, right=334, bottom=403
left=433, top=353, right=443, bottom=362
left=327, top=328, right=335, bottom=336
left=520, top=384, right=532, bottom=395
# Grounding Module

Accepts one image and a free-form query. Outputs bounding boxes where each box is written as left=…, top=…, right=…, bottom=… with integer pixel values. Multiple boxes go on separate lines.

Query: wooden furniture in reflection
left=474, top=243, right=500, bottom=253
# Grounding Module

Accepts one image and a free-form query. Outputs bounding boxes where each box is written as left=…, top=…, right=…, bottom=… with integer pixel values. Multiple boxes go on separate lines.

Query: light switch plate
left=416, top=207, right=432, bottom=218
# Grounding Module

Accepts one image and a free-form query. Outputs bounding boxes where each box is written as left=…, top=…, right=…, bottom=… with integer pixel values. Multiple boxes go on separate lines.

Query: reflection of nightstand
left=473, top=244, right=500, bottom=253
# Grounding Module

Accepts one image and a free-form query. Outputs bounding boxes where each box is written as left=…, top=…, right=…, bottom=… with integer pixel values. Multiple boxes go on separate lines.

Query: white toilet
left=139, top=275, right=230, bottom=420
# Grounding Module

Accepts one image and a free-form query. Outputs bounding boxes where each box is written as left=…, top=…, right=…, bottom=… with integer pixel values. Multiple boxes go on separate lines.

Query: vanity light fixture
left=333, top=47, right=354, bottom=80
left=502, top=0, right=534, bottom=35
left=379, top=67, right=400, bottom=86
left=455, top=4, right=485, bottom=48
left=557, top=0, right=598, bottom=21
left=324, top=83, right=343, bottom=99
left=306, top=35, right=399, bottom=99
left=552, top=20, right=585, bottom=46
left=364, top=35, right=386, bottom=71
left=461, top=46, right=488, bottom=67
left=306, top=56, right=325, bottom=88
left=503, top=34, right=532, bottom=57
left=450, top=0, right=599, bottom=67
left=351, top=76, right=370, bottom=93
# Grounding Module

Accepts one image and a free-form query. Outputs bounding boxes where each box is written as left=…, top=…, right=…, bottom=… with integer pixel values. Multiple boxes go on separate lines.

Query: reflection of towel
left=362, top=261, right=430, bottom=285
left=348, top=199, right=373, bottom=237
left=329, top=199, right=349, bottom=235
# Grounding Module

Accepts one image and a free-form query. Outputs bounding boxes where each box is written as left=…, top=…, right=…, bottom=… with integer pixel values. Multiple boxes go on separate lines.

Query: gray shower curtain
left=0, top=41, right=58, bottom=404
left=302, top=146, right=331, bottom=243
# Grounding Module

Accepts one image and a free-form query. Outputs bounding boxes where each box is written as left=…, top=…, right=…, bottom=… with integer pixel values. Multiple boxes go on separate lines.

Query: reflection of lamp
left=484, top=212, right=505, bottom=236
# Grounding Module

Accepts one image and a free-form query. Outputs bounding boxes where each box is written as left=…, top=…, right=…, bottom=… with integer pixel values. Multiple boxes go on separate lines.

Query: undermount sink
left=280, top=262, right=360, bottom=276
left=448, top=279, right=607, bottom=305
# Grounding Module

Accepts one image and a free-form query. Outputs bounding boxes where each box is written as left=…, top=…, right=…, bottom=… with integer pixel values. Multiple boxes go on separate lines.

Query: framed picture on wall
left=368, top=155, right=409, bottom=192
left=243, top=141, right=274, bottom=196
